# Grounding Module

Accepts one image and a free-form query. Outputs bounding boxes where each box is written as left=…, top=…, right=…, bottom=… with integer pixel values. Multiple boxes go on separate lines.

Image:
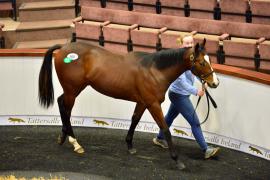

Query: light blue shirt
left=169, top=70, right=198, bottom=96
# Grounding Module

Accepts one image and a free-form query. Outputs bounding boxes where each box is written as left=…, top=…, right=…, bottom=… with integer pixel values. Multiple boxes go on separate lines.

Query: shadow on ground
left=0, top=126, right=269, bottom=180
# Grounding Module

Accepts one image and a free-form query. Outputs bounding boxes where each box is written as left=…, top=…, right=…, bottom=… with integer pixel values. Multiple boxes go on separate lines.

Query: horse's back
left=53, top=42, right=142, bottom=100
left=60, top=42, right=113, bottom=56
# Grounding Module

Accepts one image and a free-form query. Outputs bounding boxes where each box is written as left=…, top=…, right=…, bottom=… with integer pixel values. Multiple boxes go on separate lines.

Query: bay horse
left=38, top=39, right=219, bottom=170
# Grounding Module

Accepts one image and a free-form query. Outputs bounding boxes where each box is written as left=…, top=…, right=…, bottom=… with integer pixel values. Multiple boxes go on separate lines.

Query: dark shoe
left=153, top=137, right=168, bottom=149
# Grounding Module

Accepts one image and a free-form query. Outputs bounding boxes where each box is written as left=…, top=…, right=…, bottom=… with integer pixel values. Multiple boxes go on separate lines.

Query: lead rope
left=193, top=82, right=218, bottom=126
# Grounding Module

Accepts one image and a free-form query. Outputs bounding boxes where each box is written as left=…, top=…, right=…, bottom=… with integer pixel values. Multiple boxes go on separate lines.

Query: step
left=81, top=6, right=270, bottom=39
left=77, top=39, right=270, bottom=73
left=16, top=19, right=72, bottom=31
left=13, top=38, right=70, bottom=49
left=80, top=0, right=270, bottom=25
left=19, top=0, right=75, bottom=22
left=15, top=19, right=73, bottom=41
left=75, top=19, right=270, bottom=58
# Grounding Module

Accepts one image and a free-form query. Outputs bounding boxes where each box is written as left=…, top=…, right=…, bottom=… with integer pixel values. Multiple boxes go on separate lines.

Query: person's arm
left=194, top=76, right=206, bottom=96
left=177, top=74, right=205, bottom=96
left=177, top=74, right=198, bottom=96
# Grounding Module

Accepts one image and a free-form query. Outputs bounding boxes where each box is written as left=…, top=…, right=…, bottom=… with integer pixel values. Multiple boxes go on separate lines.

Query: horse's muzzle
left=208, top=81, right=219, bottom=88
left=208, top=79, right=219, bottom=88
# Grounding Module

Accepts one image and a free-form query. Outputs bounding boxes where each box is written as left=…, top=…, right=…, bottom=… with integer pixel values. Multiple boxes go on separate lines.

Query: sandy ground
left=0, top=126, right=269, bottom=180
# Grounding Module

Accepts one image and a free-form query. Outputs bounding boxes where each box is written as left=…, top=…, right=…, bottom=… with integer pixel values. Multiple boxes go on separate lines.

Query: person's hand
left=203, top=83, right=208, bottom=90
left=197, top=89, right=205, bottom=97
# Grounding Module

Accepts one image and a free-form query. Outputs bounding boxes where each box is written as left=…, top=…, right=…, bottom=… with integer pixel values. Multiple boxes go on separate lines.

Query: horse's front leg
left=57, top=94, right=84, bottom=154
left=126, top=103, right=146, bottom=154
left=148, top=102, right=185, bottom=170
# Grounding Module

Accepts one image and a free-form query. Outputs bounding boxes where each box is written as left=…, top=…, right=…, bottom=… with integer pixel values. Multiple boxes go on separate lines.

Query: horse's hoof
left=57, top=135, right=66, bottom=145
left=57, top=132, right=67, bottom=145
left=75, top=147, right=85, bottom=154
left=128, top=148, right=137, bottom=154
left=176, top=162, right=186, bottom=170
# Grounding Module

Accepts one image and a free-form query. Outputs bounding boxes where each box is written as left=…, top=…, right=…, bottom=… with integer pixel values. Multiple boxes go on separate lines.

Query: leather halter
left=189, top=52, right=214, bottom=83
left=189, top=53, right=217, bottom=126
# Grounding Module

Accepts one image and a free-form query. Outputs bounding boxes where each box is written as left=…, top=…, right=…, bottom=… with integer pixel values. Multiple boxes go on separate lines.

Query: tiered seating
left=73, top=6, right=270, bottom=73
left=13, top=19, right=72, bottom=48
left=0, top=0, right=17, bottom=20
left=0, top=23, right=5, bottom=48
left=19, top=0, right=75, bottom=21
left=79, top=6, right=270, bottom=38
left=80, top=0, right=270, bottom=25
left=12, top=0, right=75, bottom=49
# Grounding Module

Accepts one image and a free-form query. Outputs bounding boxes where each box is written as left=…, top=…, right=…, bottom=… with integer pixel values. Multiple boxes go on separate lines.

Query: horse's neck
left=161, top=49, right=191, bottom=88
left=162, top=65, right=187, bottom=88
left=146, top=48, right=191, bottom=91
left=148, top=65, right=187, bottom=94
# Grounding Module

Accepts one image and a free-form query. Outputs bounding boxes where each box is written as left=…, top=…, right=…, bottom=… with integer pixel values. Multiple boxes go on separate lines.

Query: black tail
left=38, top=45, right=62, bottom=108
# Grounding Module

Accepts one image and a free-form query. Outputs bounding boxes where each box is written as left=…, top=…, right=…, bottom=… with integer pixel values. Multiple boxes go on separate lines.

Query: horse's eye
left=200, top=62, right=206, bottom=66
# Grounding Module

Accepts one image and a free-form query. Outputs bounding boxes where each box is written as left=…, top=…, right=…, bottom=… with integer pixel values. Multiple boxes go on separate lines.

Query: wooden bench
left=220, top=38, right=270, bottom=72
left=74, top=21, right=270, bottom=72
left=0, top=0, right=17, bottom=20
left=80, top=6, right=270, bottom=39
left=13, top=19, right=73, bottom=49
left=80, top=0, right=270, bottom=24
left=73, top=6, right=270, bottom=72
left=18, top=0, right=75, bottom=22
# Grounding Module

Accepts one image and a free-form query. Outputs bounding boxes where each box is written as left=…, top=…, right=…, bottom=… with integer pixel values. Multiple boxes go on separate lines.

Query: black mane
left=138, top=48, right=187, bottom=69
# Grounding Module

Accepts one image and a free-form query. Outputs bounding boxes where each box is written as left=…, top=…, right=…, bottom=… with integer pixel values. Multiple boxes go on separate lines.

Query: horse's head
left=186, top=39, right=219, bottom=88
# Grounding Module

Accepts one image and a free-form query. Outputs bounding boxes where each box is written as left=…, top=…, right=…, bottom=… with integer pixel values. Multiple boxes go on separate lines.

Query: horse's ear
left=201, top=38, right=206, bottom=48
left=195, top=43, right=200, bottom=53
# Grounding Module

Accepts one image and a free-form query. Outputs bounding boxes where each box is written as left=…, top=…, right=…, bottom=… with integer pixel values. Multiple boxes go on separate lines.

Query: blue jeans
left=157, top=91, right=208, bottom=151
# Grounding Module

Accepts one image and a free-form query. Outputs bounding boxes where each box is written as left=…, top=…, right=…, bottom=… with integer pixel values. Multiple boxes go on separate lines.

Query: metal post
left=184, top=0, right=190, bottom=17
left=12, top=0, right=17, bottom=21
left=75, top=0, right=80, bottom=17
left=246, top=0, right=252, bottom=23
left=99, top=25, right=105, bottom=46
left=127, top=29, right=133, bottom=52
left=100, top=0, right=106, bottom=8
left=156, top=35, right=162, bottom=51
left=128, top=0, right=133, bottom=11
left=213, top=0, right=221, bottom=20
left=71, top=33, right=76, bottom=43
left=254, top=47, right=260, bottom=71
left=216, top=42, right=225, bottom=64
left=156, top=0, right=162, bottom=14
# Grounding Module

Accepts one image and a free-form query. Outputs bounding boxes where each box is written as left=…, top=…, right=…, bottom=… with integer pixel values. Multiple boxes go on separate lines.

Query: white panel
left=0, top=56, right=269, bottom=153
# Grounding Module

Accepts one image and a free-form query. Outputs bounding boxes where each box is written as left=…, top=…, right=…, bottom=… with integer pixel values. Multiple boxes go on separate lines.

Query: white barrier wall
left=0, top=56, right=269, bottom=160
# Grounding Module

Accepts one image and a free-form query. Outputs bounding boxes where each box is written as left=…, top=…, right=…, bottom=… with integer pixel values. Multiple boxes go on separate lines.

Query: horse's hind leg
left=126, top=103, right=146, bottom=154
left=57, top=94, right=74, bottom=144
left=147, top=102, right=185, bottom=170
left=57, top=93, right=84, bottom=154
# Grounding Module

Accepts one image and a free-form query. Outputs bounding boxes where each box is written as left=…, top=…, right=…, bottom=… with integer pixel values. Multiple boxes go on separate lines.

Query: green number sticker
left=64, top=57, right=72, bottom=63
